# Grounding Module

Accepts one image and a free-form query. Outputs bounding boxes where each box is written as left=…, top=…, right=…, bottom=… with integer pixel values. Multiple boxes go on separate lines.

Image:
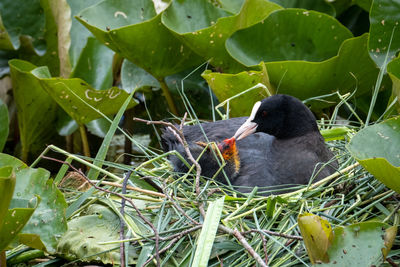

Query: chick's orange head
left=218, top=137, right=240, bottom=173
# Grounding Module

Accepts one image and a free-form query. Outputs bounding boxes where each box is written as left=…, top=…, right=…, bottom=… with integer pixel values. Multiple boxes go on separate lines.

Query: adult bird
left=161, top=94, right=338, bottom=193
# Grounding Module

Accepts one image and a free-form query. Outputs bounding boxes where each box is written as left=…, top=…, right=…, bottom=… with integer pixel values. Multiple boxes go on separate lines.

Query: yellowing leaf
left=298, top=212, right=333, bottom=264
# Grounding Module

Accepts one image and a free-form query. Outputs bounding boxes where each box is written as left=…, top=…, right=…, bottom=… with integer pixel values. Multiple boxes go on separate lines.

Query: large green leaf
left=202, top=67, right=270, bottom=117
left=121, top=60, right=217, bottom=119
left=11, top=59, right=137, bottom=126
left=347, top=116, right=400, bottom=193
left=0, top=165, right=39, bottom=252
left=70, top=37, right=114, bottom=90
left=269, top=0, right=335, bottom=16
left=13, top=167, right=67, bottom=253
left=0, top=0, right=61, bottom=76
left=0, top=0, right=46, bottom=52
left=162, top=0, right=282, bottom=73
left=226, top=8, right=352, bottom=66
left=387, top=56, right=400, bottom=106
left=368, top=0, right=400, bottom=68
left=60, top=35, right=115, bottom=135
left=0, top=153, right=27, bottom=170
left=320, top=222, right=386, bottom=266
left=38, top=76, right=137, bottom=125
left=48, top=0, right=72, bottom=78
left=192, top=197, right=225, bottom=267
left=0, top=99, right=8, bottom=152
left=58, top=204, right=138, bottom=264
left=121, top=59, right=159, bottom=93
left=67, top=0, right=103, bottom=68
left=208, top=34, right=391, bottom=112
left=9, top=59, right=59, bottom=161
left=76, top=0, right=202, bottom=78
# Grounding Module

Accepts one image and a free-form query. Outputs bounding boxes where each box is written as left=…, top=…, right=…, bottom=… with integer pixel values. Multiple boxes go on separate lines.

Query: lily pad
left=162, top=0, right=282, bottom=73
left=57, top=204, right=138, bottom=264
left=226, top=8, right=352, bottom=66
left=209, top=34, right=391, bottom=112
left=347, top=116, right=400, bottom=193
left=320, top=222, right=386, bottom=266
left=76, top=0, right=202, bottom=78
left=368, top=0, right=400, bottom=68
left=13, top=167, right=67, bottom=253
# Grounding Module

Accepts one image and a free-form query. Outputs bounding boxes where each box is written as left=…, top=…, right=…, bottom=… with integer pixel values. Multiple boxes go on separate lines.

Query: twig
left=387, top=258, right=399, bottom=267
left=120, top=170, right=132, bottom=267
left=41, top=156, right=161, bottom=267
left=180, top=112, right=187, bottom=130
left=218, top=225, right=269, bottom=267
left=260, top=234, right=268, bottom=264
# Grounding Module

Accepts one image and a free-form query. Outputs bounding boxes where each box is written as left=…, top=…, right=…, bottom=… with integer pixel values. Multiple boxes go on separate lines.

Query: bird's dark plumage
left=161, top=94, right=338, bottom=193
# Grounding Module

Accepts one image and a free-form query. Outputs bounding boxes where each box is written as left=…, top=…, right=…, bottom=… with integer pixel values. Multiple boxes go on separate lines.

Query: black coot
left=161, top=94, right=338, bottom=193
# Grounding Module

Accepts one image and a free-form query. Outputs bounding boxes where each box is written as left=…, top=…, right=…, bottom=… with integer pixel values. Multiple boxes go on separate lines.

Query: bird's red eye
left=262, top=110, right=267, bottom=117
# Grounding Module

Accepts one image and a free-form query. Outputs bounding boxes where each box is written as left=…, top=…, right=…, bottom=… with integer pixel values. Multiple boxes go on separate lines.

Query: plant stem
left=158, top=77, right=178, bottom=115
left=79, top=125, right=91, bottom=158
left=0, top=250, right=5, bottom=267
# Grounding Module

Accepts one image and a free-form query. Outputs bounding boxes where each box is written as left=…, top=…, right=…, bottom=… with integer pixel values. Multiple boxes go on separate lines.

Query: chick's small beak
left=234, top=120, right=258, bottom=140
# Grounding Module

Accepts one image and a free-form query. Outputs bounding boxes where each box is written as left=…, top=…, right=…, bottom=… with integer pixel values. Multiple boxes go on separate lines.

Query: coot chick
left=161, top=129, right=241, bottom=183
left=161, top=94, right=338, bottom=193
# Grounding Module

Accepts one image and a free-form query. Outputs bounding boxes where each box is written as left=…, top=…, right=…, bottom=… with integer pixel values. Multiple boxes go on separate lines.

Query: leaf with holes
left=319, top=222, right=386, bottom=266
left=162, top=0, right=282, bottom=73
left=76, top=0, right=202, bottom=78
left=368, top=0, right=400, bottom=68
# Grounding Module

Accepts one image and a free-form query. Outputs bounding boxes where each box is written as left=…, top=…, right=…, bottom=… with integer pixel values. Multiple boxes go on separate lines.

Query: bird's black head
left=234, top=94, right=318, bottom=139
